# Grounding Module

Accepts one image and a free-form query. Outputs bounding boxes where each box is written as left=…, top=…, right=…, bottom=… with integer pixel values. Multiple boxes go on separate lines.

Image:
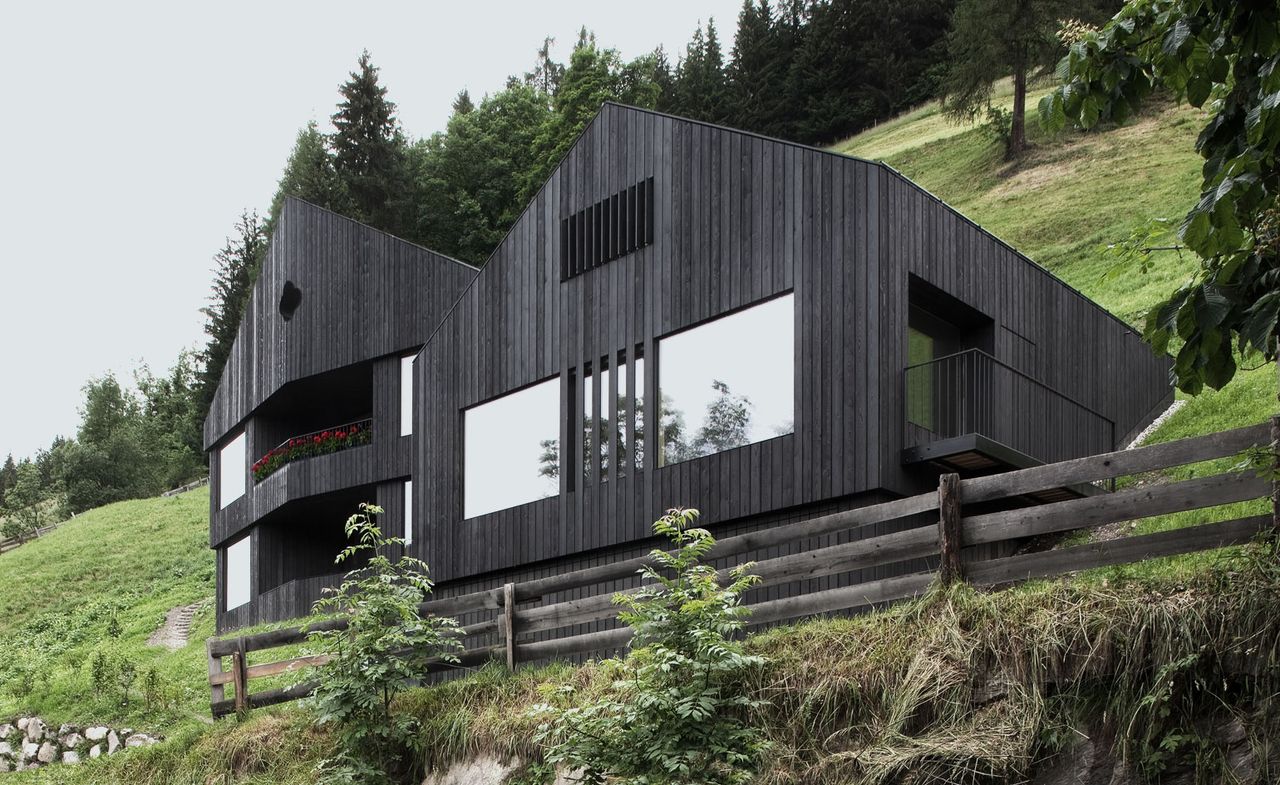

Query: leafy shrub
left=532, top=508, right=769, bottom=785
left=307, top=503, right=462, bottom=784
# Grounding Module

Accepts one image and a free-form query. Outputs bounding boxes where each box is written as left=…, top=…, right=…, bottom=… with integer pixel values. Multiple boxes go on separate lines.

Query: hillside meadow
left=2, top=89, right=1276, bottom=782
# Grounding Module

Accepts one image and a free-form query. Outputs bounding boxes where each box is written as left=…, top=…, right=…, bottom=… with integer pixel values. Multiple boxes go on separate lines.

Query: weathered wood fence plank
left=208, top=419, right=1278, bottom=718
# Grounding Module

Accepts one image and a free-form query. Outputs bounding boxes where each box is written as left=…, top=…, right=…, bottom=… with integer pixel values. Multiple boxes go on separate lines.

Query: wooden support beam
left=938, top=473, right=963, bottom=585
left=502, top=582, right=516, bottom=670
left=206, top=639, right=224, bottom=716
left=1272, top=415, right=1279, bottom=533
left=232, top=638, right=248, bottom=715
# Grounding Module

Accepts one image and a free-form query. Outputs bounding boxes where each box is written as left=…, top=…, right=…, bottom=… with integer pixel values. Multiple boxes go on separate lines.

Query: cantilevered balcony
left=903, top=349, right=1115, bottom=499
left=252, top=418, right=373, bottom=483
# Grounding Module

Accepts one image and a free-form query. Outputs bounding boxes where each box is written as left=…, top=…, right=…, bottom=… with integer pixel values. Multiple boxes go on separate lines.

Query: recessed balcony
left=252, top=418, right=372, bottom=483
left=902, top=349, right=1116, bottom=500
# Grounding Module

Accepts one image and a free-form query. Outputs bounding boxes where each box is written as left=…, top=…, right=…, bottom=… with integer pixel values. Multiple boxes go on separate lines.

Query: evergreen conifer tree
left=0, top=454, right=16, bottom=509
left=331, top=50, right=410, bottom=234
left=197, top=212, right=266, bottom=415
left=450, top=89, right=475, bottom=116
left=267, top=121, right=352, bottom=233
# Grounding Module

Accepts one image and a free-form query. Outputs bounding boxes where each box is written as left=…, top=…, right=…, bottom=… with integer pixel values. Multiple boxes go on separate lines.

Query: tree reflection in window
left=657, top=294, right=794, bottom=466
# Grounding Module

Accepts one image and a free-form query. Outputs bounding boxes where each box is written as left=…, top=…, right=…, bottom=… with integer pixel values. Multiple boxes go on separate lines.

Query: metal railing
left=252, top=418, right=373, bottom=483
left=904, top=349, right=1116, bottom=465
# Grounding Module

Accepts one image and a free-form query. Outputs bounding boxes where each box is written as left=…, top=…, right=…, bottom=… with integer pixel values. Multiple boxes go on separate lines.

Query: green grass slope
left=836, top=92, right=1276, bottom=438
left=0, top=488, right=215, bottom=731
left=7, top=89, right=1280, bottom=784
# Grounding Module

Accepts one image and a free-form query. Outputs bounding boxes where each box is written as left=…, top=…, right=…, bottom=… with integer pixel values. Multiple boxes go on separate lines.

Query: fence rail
left=0, top=522, right=59, bottom=555
left=207, top=418, right=1278, bottom=718
left=162, top=476, right=210, bottom=498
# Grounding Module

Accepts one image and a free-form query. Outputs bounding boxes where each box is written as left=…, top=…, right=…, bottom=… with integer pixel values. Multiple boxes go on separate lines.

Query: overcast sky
left=0, top=0, right=743, bottom=460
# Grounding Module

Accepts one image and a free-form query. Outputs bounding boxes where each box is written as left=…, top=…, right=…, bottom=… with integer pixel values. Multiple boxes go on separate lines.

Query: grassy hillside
left=6, top=88, right=1278, bottom=783
left=836, top=89, right=1276, bottom=438
left=0, top=488, right=215, bottom=730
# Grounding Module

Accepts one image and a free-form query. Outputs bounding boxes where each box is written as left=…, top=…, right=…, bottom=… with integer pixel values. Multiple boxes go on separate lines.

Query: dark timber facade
left=206, top=104, right=1173, bottom=632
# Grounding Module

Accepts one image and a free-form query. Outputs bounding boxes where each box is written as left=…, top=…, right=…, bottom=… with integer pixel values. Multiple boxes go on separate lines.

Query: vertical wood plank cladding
left=414, top=104, right=1168, bottom=584
left=206, top=198, right=477, bottom=551
left=213, top=102, right=1169, bottom=627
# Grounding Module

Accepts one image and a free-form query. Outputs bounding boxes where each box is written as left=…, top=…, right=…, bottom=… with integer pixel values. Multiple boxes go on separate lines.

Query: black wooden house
left=206, top=104, right=1172, bottom=632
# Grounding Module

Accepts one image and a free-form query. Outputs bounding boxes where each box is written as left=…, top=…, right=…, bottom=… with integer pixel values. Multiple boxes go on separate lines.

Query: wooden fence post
left=938, top=472, right=964, bottom=585
left=206, top=639, right=225, bottom=717
left=232, top=637, right=248, bottom=715
left=502, top=582, right=517, bottom=670
left=1272, top=415, right=1279, bottom=532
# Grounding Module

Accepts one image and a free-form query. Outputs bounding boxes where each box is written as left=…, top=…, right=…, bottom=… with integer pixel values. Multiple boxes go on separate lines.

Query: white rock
left=58, top=723, right=77, bottom=736
left=61, top=731, right=84, bottom=749
left=24, top=718, right=45, bottom=742
left=0, top=741, right=12, bottom=758
left=89, top=744, right=103, bottom=759
left=15, top=718, right=29, bottom=732
left=107, top=730, right=120, bottom=754
left=63, top=750, right=81, bottom=765
left=420, top=756, right=520, bottom=785
left=125, top=733, right=152, bottom=747
left=21, top=741, right=39, bottom=762
left=84, top=726, right=109, bottom=742
left=37, top=741, right=57, bottom=763
left=0, top=723, right=13, bottom=738
left=0, top=758, right=9, bottom=773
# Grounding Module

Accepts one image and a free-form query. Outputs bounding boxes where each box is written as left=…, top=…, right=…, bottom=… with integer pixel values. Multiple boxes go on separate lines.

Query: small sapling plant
left=532, top=507, right=769, bottom=785
left=308, top=503, right=461, bottom=784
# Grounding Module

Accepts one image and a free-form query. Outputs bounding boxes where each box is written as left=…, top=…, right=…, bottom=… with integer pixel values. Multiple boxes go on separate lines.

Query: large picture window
left=225, top=535, right=251, bottom=610
left=464, top=377, right=560, bottom=518
left=400, top=354, right=416, bottom=436
left=657, top=294, right=794, bottom=466
left=219, top=431, right=246, bottom=509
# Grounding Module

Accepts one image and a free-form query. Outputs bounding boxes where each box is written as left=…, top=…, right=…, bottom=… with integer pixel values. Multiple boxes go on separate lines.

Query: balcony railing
left=252, top=419, right=373, bottom=483
left=903, top=349, right=1115, bottom=466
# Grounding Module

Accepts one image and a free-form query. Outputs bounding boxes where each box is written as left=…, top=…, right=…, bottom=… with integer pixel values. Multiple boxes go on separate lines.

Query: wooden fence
left=162, top=476, right=209, bottom=498
left=206, top=419, right=1278, bottom=718
left=0, top=522, right=60, bottom=555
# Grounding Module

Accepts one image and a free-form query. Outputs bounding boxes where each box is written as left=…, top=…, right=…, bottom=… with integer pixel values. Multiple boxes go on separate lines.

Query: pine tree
left=0, top=454, right=16, bottom=509
left=652, top=46, right=678, bottom=113
left=672, top=20, right=730, bottom=123
left=942, top=0, right=1114, bottom=157
left=267, top=121, right=352, bottom=233
left=728, top=0, right=783, bottom=133
left=451, top=89, right=475, bottom=116
left=330, top=50, right=410, bottom=233
left=524, top=36, right=565, bottom=99
left=197, top=212, right=267, bottom=415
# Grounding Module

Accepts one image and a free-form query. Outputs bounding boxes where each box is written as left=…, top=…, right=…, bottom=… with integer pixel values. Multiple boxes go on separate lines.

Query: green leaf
left=1081, top=95, right=1100, bottom=129
left=1186, top=74, right=1211, bottom=107
left=1163, top=18, right=1191, bottom=55
left=1179, top=208, right=1212, bottom=253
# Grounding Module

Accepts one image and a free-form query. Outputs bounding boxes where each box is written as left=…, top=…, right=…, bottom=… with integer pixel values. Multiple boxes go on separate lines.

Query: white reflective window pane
left=465, top=377, right=560, bottom=518
left=658, top=294, right=794, bottom=465
left=634, top=356, right=645, bottom=470
left=225, top=535, right=251, bottom=610
left=219, top=431, right=246, bottom=509
left=599, top=364, right=610, bottom=481
left=400, top=355, right=416, bottom=437
left=403, top=480, right=413, bottom=545
left=616, top=359, right=628, bottom=475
